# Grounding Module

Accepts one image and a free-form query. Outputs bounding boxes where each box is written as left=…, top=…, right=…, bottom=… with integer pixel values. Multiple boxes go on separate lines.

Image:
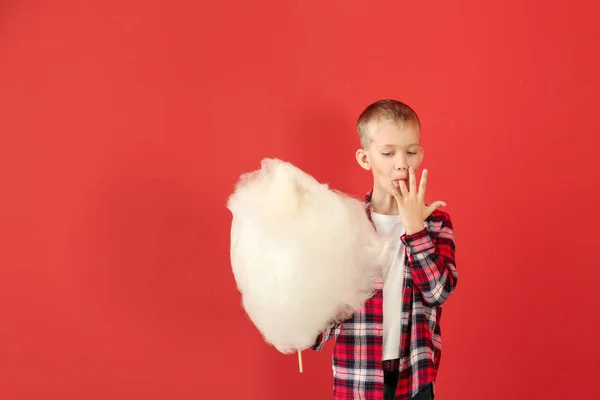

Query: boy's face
left=356, top=120, right=424, bottom=197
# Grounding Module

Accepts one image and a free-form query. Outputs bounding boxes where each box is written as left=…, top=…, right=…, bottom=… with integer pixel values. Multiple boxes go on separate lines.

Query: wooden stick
left=297, top=349, right=303, bottom=373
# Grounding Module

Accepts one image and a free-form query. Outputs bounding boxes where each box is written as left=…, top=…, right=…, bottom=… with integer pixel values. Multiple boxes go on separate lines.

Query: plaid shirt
left=312, top=192, right=458, bottom=399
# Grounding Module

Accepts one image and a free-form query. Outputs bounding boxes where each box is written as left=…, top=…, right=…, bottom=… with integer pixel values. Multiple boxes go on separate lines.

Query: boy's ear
left=355, top=148, right=371, bottom=170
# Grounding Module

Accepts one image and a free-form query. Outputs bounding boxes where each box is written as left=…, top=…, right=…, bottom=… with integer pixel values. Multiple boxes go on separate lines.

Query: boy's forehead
left=370, top=120, right=421, bottom=145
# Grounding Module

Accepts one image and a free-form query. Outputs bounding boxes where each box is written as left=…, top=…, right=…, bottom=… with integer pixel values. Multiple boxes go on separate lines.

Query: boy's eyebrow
left=378, top=143, right=421, bottom=148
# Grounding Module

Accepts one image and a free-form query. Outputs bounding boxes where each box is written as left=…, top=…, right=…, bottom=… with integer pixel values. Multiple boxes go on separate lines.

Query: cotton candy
left=227, top=158, right=392, bottom=354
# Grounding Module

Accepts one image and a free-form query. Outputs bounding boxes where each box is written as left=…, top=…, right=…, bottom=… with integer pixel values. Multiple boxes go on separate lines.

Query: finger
left=425, top=201, right=447, bottom=217
left=399, top=179, right=409, bottom=197
left=390, top=180, right=402, bottom=200
left=418, top=169, right=428, bottom=199
left=409, top=167, right=417, bottom=194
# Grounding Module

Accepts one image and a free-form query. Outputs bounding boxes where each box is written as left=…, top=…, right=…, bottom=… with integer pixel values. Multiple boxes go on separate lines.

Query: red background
left=1, top=1, right=599, bottom=399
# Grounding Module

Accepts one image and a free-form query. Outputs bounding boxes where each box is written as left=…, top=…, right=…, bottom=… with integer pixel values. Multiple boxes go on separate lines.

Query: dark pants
left=384, top=370, right=434, bottom=400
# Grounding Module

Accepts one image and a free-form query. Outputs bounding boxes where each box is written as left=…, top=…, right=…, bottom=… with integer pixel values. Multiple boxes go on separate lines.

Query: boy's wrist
left=404, top=223, right=425, bottom=236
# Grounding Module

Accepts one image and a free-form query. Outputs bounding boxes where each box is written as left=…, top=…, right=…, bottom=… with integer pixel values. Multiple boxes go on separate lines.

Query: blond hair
left=356, top=99, right=421, bottom=149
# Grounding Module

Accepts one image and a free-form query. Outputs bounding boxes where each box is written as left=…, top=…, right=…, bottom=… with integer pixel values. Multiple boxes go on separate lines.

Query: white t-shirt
left=370, top=211, right=405, bottom=361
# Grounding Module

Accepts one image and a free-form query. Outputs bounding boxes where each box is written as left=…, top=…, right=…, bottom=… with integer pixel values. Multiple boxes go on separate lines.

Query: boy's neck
left=369, top=187, right=399, bottom=216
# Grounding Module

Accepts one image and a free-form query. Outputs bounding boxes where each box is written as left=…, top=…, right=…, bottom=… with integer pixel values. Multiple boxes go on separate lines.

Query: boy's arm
left=401, top=212, right=457, bottom=307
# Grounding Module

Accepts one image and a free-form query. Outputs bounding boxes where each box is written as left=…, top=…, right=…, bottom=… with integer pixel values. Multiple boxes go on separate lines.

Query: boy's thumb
left=426, top=201, right=447, bottom=216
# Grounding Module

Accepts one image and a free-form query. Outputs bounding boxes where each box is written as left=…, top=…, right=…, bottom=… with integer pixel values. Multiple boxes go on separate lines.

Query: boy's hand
left=391, top=167, right=446, bottom=235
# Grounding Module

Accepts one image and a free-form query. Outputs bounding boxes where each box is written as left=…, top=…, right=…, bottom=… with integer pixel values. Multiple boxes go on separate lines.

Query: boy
left=312, top=99, right=458, bottom=400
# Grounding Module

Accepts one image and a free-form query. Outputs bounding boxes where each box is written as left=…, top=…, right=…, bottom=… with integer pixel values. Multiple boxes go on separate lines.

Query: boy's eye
left=407, top=152, right=416, bottom=155
left=382, top=153, right=393, bottom=156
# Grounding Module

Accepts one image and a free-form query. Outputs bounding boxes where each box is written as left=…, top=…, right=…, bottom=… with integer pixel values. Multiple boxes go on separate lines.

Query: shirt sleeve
left=311, top=321, right=339, bottom=351
left=401, top=211, right=458, bottom=307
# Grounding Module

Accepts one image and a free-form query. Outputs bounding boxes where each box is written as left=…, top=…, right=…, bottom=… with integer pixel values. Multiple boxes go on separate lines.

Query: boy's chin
left=373, top=187, right=396, bottom=198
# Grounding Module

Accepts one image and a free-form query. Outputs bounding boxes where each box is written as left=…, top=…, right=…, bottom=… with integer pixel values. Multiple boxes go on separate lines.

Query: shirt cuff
left=401, top=227, right=435, bottom=254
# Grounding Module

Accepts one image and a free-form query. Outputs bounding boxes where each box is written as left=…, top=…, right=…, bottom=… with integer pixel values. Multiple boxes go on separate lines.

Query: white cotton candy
left=227, top=158, right=393, bottom=354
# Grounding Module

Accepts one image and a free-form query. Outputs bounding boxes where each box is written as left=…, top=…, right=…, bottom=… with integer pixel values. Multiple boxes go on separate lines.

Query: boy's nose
left=395, top=155, right=407, bottom=170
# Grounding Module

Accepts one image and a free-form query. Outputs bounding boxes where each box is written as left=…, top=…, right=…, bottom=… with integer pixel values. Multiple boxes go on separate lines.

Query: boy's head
left=355, top=99, right=424, bottom=196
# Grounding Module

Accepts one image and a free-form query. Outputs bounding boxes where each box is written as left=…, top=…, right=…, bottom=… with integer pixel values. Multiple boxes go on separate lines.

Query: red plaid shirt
left=312, top=192, right=458, bottom=399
